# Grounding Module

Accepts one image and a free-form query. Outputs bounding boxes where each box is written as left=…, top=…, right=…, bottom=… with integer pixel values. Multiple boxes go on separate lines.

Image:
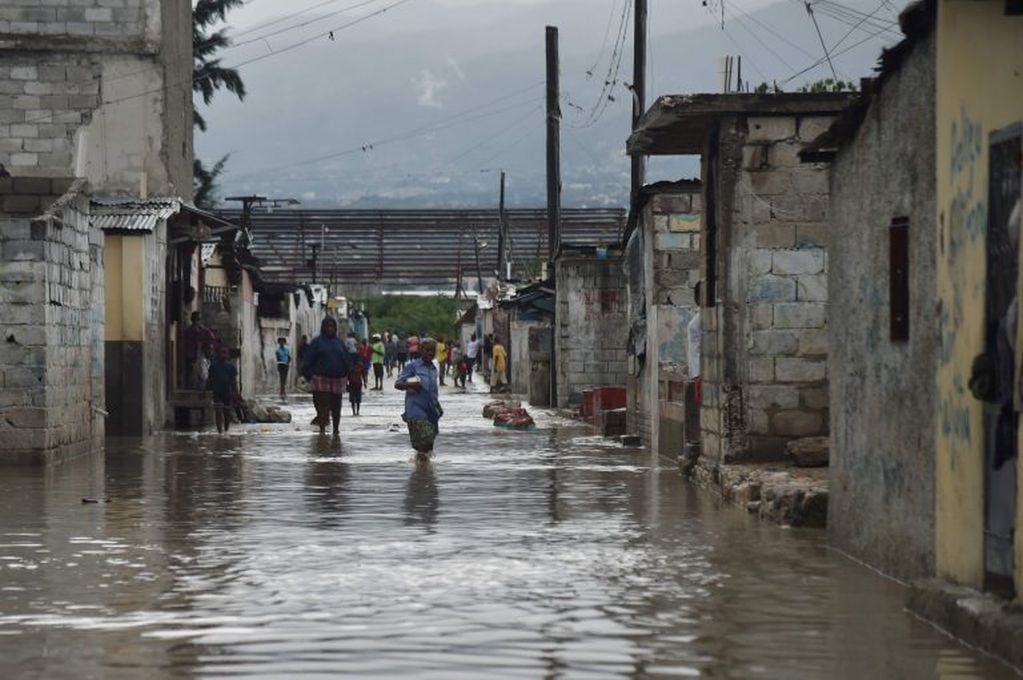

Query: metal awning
left=91, top=198, right=180, bottom=233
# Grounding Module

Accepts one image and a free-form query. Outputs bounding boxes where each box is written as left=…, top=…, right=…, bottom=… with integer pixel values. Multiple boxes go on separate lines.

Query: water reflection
left=0, top=388, right=1015, bottom=679
left=403, top=460, right=440, bottom=531
left=305, top=437, right=349, bottom=528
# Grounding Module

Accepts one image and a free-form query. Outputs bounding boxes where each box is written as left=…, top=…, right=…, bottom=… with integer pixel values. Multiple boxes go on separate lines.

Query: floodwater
left=0, top=385, right=1015, bottom=679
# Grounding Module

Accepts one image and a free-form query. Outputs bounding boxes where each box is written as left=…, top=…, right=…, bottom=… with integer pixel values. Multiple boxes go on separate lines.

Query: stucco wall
left=829, top=29, right=937, bottom=581
left=934, top=0, right=1023, bottom=595
left=701, top=111, right=835, bottom=466
left=0, top=182, right=105, bottom=462
left=555, top=255, right=628, bottom=407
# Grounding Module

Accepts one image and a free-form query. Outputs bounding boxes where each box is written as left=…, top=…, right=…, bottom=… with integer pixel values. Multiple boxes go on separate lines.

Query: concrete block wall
left=0, top=2, right=153, bottom=40
left=0, top=0, right=193, bottom=196
left=627, top=186, right=703, bottom=451
left=701, top=112, right=835, bottom=464
left=0, top=180, right=104, bottom=462
left=555, top=255, right=629, bottom=407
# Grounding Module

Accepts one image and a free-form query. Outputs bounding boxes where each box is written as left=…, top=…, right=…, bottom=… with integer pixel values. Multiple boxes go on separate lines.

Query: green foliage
left=796, top=78, right=858, bottom=93
left=364, top=295, right=462, bottom=340
left=192, top=0, right=247, bottom=132
left=193, top=154, right=230, bottom=210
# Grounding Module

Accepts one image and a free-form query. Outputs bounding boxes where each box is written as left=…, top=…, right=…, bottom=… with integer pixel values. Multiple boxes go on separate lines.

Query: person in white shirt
left=465, top=333, right=480, bottom=383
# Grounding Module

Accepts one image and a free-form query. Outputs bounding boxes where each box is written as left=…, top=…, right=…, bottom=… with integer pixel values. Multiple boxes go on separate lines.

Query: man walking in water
left=395, top=337, right=443, bottom=461
left=302, top=316, right=352, bottom=437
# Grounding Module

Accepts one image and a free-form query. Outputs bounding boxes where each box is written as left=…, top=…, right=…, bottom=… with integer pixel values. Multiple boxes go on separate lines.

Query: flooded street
left=0, top=385, right=1014, bottom=679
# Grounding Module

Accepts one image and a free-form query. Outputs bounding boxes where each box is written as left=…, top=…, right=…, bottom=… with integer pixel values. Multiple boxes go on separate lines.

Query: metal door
left=983, top=123, right=1021, bottom=596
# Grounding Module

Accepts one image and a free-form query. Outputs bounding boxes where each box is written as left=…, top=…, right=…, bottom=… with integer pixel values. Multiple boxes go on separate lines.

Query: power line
left=829, top=0, right=889, bottom=52
left=226, top=83, right=546, bottom=178
left=22, top=0, right=418, bottom=126
left=724, top=3, right=796, bottom=72
left=805, top=2, right=838, bottom=79
left=585, top=0, right=622, bottom=78
left=781, top=18, right=895, bottom=85
left=730, top=0, right=818, bottom=61
left=231, top=0, right=357, bottom=39
left=230, top=0, right=384, bottom=48
left=576, top=0, right=632, bottom=128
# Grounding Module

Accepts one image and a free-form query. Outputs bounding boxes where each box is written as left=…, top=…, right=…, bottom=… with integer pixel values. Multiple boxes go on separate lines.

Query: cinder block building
left=624, top=180, right=703, bottom=455
left=628, top=93, right=851, bottom=468
left=554, top=249, right=629, bottom=408
left=0, top=0, right=194, bottom=457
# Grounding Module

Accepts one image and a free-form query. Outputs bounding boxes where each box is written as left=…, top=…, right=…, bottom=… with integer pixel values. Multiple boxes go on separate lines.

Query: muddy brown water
left=0, top=386, right=1015, bottom=678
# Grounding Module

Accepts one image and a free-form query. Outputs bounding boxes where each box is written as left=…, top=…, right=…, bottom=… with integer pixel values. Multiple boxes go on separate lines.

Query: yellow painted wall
left=934, top=0, right=1023, bottom=592
left=103, top=234, right=145, bottom=343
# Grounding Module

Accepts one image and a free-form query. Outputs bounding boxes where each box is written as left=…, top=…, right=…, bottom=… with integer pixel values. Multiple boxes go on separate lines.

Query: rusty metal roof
left=223, top=208, right=627, bottom=286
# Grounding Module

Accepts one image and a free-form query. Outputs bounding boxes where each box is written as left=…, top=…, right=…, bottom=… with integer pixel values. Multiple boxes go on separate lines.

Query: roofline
left=627, top=92, right=856, bottom=155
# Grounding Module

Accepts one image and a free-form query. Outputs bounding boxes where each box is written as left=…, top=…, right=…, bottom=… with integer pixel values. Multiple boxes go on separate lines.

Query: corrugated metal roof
left=90, top=197, right=182, bottom=233
left=219, top=208, right=627, bottom=286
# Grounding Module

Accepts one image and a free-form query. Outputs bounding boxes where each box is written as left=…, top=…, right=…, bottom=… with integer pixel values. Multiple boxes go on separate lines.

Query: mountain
left=196, top=0, right=906, bottom=209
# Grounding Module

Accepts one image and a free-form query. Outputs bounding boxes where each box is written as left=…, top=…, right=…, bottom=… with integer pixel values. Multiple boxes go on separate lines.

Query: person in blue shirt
left=395, top=337, right=443, bottom=460
left=275, top=337, right=291, bottom=399
left=302, top=316, right=352, bottom=437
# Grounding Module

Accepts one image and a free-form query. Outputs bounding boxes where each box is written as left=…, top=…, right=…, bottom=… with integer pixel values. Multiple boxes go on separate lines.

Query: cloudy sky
left=194, top=0, right=906, bottom=207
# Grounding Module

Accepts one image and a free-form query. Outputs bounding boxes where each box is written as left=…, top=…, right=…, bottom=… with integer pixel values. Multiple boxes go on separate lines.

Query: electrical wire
left=21, top=0, right=418, bottom=126
left=724, top=3, right=796, bottom=72
left=585, top=0, right=622, bottom=78
left=730, top=0, right=818, bottom=61
left=805, top=2, right=838, bottom=79
left=576, top=0, right=632, bottom=128
left=829, top=0, right=890, bottom=52
left=231, top=0, right=358, bottom=39
left=781, top=18, right=896, bottom=85
left=226, top=83, right=545, bottom=178
left=230, top=0, right=384, bottom=48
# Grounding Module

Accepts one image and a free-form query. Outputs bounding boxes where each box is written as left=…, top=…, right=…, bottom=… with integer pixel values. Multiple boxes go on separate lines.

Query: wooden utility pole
left=496, top=170, right=507, bottom=280
left=545, top=26, right=560, bottom=265
left=631, top=0, right=647, bottom=198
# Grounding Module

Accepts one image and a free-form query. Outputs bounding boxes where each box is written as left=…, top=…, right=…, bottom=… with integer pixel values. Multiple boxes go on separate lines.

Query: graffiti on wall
left=938, top=106, right=987, bottom=460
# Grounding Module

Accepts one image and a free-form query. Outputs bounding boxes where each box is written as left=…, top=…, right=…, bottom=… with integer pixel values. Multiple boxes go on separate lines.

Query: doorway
left=983, top=123, right=1021, bottom=596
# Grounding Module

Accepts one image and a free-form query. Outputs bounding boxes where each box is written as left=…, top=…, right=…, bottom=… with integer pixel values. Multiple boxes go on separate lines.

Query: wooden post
left=545, top=26, right=560, bottom=264
left=631, top=0, right=647, bottom=199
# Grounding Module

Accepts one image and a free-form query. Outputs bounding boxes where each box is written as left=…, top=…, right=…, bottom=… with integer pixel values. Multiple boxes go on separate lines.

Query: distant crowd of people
left=183, top=310, right=510, bottom=459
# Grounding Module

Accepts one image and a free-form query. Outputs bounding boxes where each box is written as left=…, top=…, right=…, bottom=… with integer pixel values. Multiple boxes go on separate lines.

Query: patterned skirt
left=310, top=375, right=348, bottom=395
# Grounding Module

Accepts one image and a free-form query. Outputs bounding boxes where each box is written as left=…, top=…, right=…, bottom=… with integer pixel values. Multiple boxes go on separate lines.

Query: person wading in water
left=302, top=316, right=352, bottom=437
left=395, top=337, right=443, bottom=461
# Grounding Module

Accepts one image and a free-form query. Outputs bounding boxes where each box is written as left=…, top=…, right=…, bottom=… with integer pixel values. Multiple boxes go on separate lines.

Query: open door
left=983, top=123, right=1021, bottom=597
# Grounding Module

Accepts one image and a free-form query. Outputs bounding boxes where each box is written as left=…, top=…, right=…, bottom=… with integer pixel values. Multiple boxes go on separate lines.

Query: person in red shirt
left=407, top=334, right=420, bottom=361
left=358, top=338, right=373, bottom=377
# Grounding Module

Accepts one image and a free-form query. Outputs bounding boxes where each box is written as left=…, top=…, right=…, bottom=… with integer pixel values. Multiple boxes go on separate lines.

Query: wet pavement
left=0, top=383, right=1016, bottom=679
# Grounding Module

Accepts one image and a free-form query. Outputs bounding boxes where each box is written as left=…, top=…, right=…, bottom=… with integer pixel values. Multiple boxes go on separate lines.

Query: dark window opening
left=257, top=292, right=289, bottom=320
left=889, top=217, right=910, bottom=342
left=1006, top=0, right=1023, bottom=16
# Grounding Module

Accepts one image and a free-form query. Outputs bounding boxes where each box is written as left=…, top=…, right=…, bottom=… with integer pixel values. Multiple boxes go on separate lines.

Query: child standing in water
left=348, top=360, right=364, bottom=416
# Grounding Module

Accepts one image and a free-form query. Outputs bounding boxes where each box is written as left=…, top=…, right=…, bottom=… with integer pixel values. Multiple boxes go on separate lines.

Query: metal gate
left=983, top=123, right=1021, bottom=596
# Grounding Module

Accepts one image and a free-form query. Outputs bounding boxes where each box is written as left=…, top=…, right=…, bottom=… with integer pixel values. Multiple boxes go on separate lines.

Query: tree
left=192, top=0, right=246, bottom=205
left=193, top=0, right=246, bottom=132
left=193, top=154, right=229, bottom=210
left=796, top=78, right=858, bottom=93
